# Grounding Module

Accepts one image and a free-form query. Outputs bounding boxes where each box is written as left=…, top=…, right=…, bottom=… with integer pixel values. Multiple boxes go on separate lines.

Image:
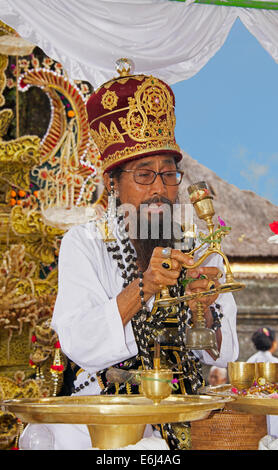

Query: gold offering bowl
left=1, top=394, right=232, bottom=449
left=256, top=362, right=278, bottom=384
left=199, top=384, right=278, bottom=416
left=139, top=369, right=174, bottom=404
left=228, top=362, right=256, bottom=390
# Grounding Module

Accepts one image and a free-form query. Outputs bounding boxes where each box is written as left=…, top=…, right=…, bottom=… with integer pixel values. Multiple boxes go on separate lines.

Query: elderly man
left=208, top=366, right=228, bottom=386
left=22, top=64, right=238, bottom=450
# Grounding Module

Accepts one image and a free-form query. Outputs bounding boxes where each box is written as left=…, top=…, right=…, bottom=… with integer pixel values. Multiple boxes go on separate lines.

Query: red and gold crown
left=86, top=59, right=182, bottom=174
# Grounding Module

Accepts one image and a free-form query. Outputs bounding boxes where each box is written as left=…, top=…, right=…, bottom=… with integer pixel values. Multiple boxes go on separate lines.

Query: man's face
left=103, top=154, right=180, bottom=268
left=208, top=369, right=226, bottom=386
left=115, top=154, right=179, bottom=213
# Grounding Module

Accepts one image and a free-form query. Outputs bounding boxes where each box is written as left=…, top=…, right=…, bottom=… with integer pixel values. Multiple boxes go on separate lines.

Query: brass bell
left=185, top=326, right=219, bottom=360
left=184, top=302, right=219, bottom=360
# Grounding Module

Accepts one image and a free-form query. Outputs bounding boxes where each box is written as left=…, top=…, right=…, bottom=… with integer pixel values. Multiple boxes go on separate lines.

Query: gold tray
left=200, top=384, right=278, bottom=415
left=1, top=394, right=231, bottom=425
left=1, top=394, right=232, bottom=449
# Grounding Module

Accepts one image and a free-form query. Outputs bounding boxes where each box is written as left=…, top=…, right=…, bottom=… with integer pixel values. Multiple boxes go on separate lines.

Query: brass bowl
left=256, top=362, right=278, bottom=383
left=228, top=362, right=256, bottom=390
left=139, top=369, right=173, bottom=404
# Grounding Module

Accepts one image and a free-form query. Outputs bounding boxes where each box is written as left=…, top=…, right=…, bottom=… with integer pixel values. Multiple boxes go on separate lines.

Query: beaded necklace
left=99, top=214, right=204, bottom=449
left=72, top=213, right=223, bottom=449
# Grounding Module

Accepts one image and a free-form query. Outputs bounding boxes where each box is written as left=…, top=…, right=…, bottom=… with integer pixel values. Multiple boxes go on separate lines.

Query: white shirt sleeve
left=51, top=224, right=138, bottom=373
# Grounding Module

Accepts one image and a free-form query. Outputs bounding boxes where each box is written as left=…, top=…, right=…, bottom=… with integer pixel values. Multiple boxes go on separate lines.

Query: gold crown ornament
left=86, top=59, right=182, bottom=173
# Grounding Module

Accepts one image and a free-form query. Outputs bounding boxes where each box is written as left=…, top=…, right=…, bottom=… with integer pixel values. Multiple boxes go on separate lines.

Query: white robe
left=21, top=221, right=239, bottom=450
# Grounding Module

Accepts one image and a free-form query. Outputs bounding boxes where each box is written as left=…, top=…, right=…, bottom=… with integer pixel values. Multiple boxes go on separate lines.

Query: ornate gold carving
left=101, top=90, right=119, bottom=111
left=102, top=140, right=181, bottom=173
left=10, top=206, right=63, bottom=264
left=0, top=243, right=57, bottom=313
left=0, top=135, right=41, bottom=190
left=90, top=121, right=125, bottom=154
left=0, top=326, right=36, bottom=376
left=29, top=318, right=67, bottom=397
left=119, top=76, right=176, bottom=142
left=0, top=410, right=18, bottom=450
left=0, top=375, right=41, bottom=400
left=17, top=67, right=102, bottom=226
left=0, top=48, right=102, bottom=416
left=0, top=54, right=8, bottom=107
left=0, top=21, right=16, bottom=35
left=0, top=109, right=13, bottom=138
left=19, top=68, right=97, bottom=166
left=30, top=319, right=58, bottom=365
left=0, top=244, right=58, bottom=386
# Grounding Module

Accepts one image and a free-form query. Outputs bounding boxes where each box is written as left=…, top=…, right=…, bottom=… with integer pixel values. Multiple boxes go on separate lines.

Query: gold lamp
left=154, top=181, right=245, bottom=357
left=139, top=341, right=174, bottom=404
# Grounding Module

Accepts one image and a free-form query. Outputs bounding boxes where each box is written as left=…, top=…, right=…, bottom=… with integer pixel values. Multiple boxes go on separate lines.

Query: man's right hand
left=143, top=247, right=194, bottom=298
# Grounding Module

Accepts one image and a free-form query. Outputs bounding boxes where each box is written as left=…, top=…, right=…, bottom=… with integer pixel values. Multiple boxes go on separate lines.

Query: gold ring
left=162, top=258, right=172, bottom=270
left=216, top=271, right=223, bottom=279
left=207, top=280, right=216, bottom=290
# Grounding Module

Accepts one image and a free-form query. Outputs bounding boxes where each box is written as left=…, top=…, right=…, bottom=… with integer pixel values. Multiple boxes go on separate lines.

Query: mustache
left=140, top=196, right=173, bottom=206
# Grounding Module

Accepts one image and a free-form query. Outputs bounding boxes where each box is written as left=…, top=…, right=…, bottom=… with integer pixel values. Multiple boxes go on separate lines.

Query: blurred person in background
left=247, top=327, right=278, bottom=439
left=208, top=366, right=227, bottom=386
left=247, top=327, right=278, bottom=364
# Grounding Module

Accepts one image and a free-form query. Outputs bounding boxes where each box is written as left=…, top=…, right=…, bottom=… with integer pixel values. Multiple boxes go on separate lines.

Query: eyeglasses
left=119, top=169, right=184, bottom=186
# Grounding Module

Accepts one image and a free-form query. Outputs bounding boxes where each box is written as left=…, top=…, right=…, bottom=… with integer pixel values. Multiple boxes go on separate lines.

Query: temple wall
left=201, top=274, right=278, bottom=382
left=233, top=276, right=278, bottom=361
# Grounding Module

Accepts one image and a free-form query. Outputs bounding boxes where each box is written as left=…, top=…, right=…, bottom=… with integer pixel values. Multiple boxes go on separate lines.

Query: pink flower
left=218, top=216, right=226, bottom=226
left=171, top=378, right=179, bottom=384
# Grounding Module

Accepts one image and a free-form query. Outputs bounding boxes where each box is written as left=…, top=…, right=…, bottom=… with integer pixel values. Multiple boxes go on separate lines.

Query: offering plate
left=1, top=394, right=231, bottom=449
left=200, top=384, right=278, bottom=416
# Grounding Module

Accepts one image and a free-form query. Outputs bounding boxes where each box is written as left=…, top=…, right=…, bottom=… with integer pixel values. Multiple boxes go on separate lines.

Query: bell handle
left=180, top=281, right=244, bottom=303
left=154, top=248, right=242, bottom=308
left=182, top=247, right=235, bottom=284
left=154, top=280, right=245, bottom=307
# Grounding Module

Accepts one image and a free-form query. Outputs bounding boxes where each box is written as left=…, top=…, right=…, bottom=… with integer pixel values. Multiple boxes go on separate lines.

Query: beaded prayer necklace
left=71, top=212, right=224, bottom=449
left=72, top=213, right=223, bottom=395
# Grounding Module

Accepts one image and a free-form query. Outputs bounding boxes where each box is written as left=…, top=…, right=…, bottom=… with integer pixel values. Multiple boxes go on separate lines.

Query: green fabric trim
left=169, top=0, right=278, bottom=10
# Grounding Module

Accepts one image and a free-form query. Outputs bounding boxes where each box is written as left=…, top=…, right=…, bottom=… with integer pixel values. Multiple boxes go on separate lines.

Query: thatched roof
left=178, top=151, right=278, bottom=258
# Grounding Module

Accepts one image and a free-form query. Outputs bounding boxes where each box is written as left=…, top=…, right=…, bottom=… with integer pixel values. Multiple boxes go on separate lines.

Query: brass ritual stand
left=1, top=341, right=232, bottom=449
left=2, top=394, right=231, bottom=449
left=155, top=181, right=245, bottom=359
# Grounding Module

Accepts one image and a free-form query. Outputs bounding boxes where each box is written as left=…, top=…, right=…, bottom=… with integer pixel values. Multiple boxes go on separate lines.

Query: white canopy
left=0, top=0, right=278, bottom=88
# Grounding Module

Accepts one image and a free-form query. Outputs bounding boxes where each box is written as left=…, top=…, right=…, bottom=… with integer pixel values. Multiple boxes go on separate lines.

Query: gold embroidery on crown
left=102, top=140, right=181, bottom=173
left=98, top=75, right=145, bottom=92
left=119, top=77, right=176, bottom=143
left=90, top=121, right=125, bottom=154
left=101, top=90, right=119, bottom=111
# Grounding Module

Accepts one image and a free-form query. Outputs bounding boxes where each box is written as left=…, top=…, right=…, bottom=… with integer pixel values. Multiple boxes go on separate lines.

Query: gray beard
left=126, top=197, right=176, bottom=272
left=118, top=197, right=176, bottom=272
left=135, top=232, right=175, bottom=272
